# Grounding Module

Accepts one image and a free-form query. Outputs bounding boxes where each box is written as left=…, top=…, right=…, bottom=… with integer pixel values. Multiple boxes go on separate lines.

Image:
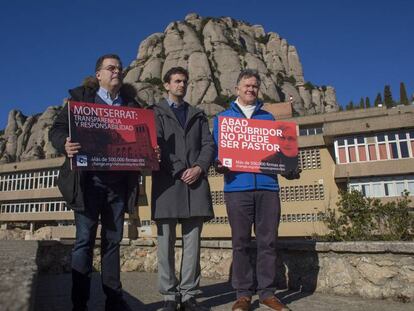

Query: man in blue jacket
left=213, top=69, right=298, bottom=311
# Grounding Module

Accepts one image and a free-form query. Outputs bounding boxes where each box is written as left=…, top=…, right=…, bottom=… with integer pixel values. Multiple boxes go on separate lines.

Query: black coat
left=49, top=79, right=141, bottom=214
left=151, top=100, right=215, bottom=220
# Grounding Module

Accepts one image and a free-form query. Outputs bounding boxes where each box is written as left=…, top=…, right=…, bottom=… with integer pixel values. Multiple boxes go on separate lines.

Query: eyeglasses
left=100, top=65, right=122, bottom=73
left=280, top=136, right=296, bottom=142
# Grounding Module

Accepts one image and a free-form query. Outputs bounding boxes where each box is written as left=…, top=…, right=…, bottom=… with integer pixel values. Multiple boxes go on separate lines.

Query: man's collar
left=98, top=86, right=120, bottom=100
left=97, top=87, right=121, bottom=105
left=235, top=97, right=257, bottom=107
left=166, top=97, right=185, bottom=108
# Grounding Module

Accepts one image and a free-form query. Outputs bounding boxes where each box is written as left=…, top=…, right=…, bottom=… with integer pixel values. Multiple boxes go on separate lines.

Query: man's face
left=96, top=58, right=122, bottom=90
left=164, top=73, right=188, bottom=99
left=236, top=76, right=259, bottom=106
left=279, top=126, right=298, bottom=157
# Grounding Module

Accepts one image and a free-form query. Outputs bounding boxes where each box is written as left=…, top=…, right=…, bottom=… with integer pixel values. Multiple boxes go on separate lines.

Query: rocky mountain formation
left=0, top=13, right=339, bottom=163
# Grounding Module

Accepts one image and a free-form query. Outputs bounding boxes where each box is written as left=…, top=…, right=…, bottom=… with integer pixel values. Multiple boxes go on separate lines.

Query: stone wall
left=37, top=240, right=414, bottom=302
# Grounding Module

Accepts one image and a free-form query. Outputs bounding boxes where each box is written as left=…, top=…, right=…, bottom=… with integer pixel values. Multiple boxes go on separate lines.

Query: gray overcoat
left=151, top=100, right=215, bottom=220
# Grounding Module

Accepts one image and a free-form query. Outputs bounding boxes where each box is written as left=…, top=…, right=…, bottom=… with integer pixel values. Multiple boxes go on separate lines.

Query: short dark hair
left=95, top=54, right=122, bottom=72
left=163, top=67, right=189, bottom=83
left=237, top=69, right=261, bottom=86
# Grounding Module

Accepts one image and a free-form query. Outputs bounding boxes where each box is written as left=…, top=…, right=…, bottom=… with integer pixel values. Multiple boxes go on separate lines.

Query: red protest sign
left=218, top=116, right=298, bottom=174
left=68, top=101, right=159, bottom=171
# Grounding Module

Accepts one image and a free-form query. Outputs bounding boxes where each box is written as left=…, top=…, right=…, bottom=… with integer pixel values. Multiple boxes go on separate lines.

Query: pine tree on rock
left=365, top=97, right=371, bottom=108
left=346, top=101, right=354, bottom=110
left=359, top=97, right=365, bottom=109
left=374, top=93, right=383, bottom=107
left=383, top=85, right=394, bottom=108
left=400, top=82, right=409, bottom=105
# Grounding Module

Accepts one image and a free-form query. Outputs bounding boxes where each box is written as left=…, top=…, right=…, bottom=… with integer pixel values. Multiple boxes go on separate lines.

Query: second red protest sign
left=218, top=116, right=298, bottom=174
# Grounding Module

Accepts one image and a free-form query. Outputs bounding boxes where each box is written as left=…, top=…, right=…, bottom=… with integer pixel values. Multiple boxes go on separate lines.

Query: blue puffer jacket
left=212, top=101, right=279, bottom=192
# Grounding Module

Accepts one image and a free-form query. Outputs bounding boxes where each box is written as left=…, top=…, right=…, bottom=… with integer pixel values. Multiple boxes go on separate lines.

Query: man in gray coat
left=151, top=67, right=215, bottom=311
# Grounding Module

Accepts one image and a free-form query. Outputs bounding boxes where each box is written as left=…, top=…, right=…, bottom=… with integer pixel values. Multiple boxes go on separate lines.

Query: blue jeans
left=71, top=175, right=127, bottom=305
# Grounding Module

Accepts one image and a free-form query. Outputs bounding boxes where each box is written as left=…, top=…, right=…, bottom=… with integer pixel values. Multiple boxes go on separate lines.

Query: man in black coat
left=151, top=67, right=215, bottom=311
left=49, top=54, right=140, bottom=311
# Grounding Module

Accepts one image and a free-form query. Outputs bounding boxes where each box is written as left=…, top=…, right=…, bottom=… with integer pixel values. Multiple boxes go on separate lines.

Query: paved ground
left=35, top=272, right=413, bottom=311
left=0, top=240, right=38, bottom=311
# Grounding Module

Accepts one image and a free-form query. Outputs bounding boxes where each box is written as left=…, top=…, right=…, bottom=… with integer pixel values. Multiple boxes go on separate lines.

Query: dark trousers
left=71, top=176, right=127, bottom=308
left=224, top=190, right=281, bottom=300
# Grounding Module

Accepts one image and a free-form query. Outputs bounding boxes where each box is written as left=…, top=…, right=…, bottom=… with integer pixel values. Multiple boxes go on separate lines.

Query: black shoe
left=71, top=269, right=90, bottom=311
left=180, top=297, right=210, bottom=311
left=105, top=298, right=132, bottom=311
left=161, top=300, right=178, bottom=311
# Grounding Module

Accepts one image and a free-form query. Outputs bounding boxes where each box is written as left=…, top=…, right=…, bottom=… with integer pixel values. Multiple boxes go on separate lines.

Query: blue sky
left=1, top=0, right=413, bottom=129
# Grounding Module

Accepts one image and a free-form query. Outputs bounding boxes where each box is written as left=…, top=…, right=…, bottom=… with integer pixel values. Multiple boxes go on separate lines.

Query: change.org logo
left=223, top=158, right=232, bottom=168
left=76, top=155, right=88, bottom=167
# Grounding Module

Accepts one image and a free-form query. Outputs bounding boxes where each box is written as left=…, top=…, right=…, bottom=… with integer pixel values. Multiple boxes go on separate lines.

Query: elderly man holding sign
left=213, top=69, right=300, bottom=311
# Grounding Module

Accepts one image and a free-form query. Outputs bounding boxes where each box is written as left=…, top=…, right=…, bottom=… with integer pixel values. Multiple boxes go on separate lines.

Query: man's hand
left=181, top=166, right=202, bottom=185
left=281, top=167, right=302, bottom=180
left=64, top=137, right=81, bottom=158
left=154, top=145, right=161, bottom=162
left=214, top=160, right=230, bottom=174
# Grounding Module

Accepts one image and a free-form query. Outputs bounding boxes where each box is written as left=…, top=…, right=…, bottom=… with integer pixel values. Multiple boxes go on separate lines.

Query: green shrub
left=156, top=47, right=165, bottom=59
left=276, top=72, right=284, bottom=85
left=143, top=77, right=165, bottom=92
left=284, top=75, right=296, bottom=85
left=375, top=191, right=414, bottom=240
left=256, top=34, right=270, bottom=45
left=144, top=77, right=163, bottom=86
left=304, top=81, right=315, bottom=91
left=215, top=95, right=236, bottom=108
left=320, top=190, right=413, bottom=241
left=261, top=93, right=277, bottom=103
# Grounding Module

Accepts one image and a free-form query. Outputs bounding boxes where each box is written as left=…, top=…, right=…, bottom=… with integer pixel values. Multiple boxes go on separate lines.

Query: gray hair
left=236, top=69, right=261, bottom=86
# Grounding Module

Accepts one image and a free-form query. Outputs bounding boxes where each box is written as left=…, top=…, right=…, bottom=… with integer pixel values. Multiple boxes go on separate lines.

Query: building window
left=206, top=216, right=229, bottom=224
left=334, top=130, right=414, bottom=164
left=299, top=127, right=323, bottom=136
left=0, top=169, right=60, bottom=192
left=298, top=149, right=321, bottom=170
left=368, top=144, right=377, bottom=160
left=140, top=219, right=155, bottom=226
left=207, top=166, right=221, bottom=177
left=211, top=191, right=225, bottom=205
left=349, top=175, right=414, bottom=198
left=280, top=183, right=325, bottom=202
left=280, top=212, right=320, bottom=223
left=0, top=200, right=68, bottom=214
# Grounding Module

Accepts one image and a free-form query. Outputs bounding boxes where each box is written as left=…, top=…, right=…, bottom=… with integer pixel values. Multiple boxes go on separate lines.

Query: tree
left=346, top=101, right=354, bottom=110
left=321, top=190, right=414, bottom=241
left=374, top=93, right=383, bottom=107
left=400, top=82, right=409, bottom=105
left=359, top=97, right=365, bottom=109
left=383, top=85, right=394, bottom=108
left=365, top=97, right=371, bottom=108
